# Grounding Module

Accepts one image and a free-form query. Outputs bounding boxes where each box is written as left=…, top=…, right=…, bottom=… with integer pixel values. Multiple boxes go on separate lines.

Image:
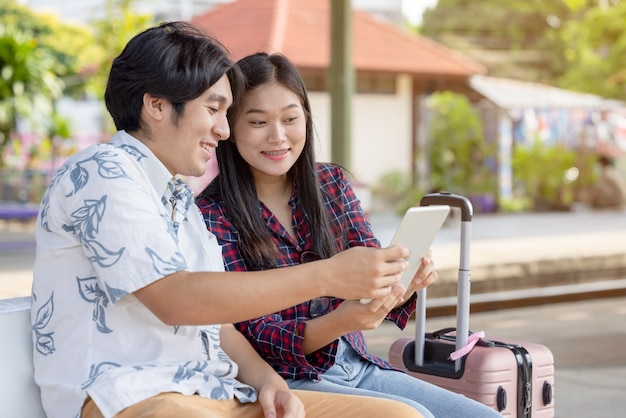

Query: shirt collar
left=110, top=130, right=175, bottom=198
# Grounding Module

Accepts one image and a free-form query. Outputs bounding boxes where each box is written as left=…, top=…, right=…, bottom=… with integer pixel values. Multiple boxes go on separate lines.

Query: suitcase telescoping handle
left=416, top=192, right=473, bottom=372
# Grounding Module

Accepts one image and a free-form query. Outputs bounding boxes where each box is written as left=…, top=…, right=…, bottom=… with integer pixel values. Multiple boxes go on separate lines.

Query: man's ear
left=142, top=93, right=165, bottom=121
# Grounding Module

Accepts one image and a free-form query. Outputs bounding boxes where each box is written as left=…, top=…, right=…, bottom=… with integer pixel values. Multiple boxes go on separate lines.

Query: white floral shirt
left=31, top=131, right=256, bottom=418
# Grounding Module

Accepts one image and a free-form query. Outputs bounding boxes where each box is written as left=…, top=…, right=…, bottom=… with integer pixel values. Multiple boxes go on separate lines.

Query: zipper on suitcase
left=491, top=341, right=533, bottom=418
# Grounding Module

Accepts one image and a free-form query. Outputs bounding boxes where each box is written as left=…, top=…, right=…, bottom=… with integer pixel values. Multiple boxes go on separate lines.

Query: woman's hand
left=302, top=287, right=405, bottom=354
left=339, top=286, right=407, bottom=330
left=400, top=249, right=438, bottom=306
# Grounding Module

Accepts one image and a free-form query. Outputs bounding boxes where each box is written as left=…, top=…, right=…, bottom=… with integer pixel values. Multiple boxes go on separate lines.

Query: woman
left=197, top=52, right=502, bottom=418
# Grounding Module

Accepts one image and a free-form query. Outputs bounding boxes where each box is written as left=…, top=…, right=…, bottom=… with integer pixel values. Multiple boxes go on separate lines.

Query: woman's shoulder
left=195, top=182, right=226, bottom=216
left=315, top=163, right=357, bottom=208
left=316, top=162, right=347, bottom=182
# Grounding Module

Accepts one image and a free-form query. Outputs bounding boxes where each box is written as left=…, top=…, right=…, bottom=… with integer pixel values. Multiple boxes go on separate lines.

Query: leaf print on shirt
left=85, top=239, right=126, bottom=268
left=118, top=144, right=147, bottom=161
left=40, top=164, right=70, bottom=232
left=72, top=197, right=105, bottom=239
left=67, top=195, right=125, bottom=268
left=161, top=213, right=178, bottom=240
left=146, top=247, right=187, bottom=276
left=77, top=276, right=112, bottom=334
left=173, top=361, right=213, bottom=383
left=211, top=383, right=230, bottom=401
left=105, top=282, right=128, bottom=304
left=200, top=327, right=222, bottom=360
left=81, top=361, right=122, bottom=389
left=32, top=293, right=55, bottom=356
left=65, top=150, right=129, bottom=197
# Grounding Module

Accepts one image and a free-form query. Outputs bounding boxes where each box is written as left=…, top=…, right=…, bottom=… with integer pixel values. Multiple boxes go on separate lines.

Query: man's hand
left=323, top=246, right=409, bottom=301
left=220, top=324, right=305, bottom=417
left=257, top=385, right=305, bottom=418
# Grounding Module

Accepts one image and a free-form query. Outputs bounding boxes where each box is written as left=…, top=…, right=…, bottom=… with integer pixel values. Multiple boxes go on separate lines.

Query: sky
left=402, top=0, right=438, bottom=25
left=24, top=0, right=439, bottom=27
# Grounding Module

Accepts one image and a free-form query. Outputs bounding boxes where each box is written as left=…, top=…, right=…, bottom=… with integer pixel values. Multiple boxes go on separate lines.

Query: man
left=31, top=21, right=417, bottom=418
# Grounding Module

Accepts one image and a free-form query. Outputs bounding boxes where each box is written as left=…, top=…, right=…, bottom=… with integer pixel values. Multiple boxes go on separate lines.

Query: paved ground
left=2, top=206, right=626, bottom=417
left=363, top=296, right=626, bottom=418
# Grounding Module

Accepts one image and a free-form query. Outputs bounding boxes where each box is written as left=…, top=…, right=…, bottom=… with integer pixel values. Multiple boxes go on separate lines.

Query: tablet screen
left=360, top=205, right=450, bottom=304
left=390, top=205, right=450, bottom=289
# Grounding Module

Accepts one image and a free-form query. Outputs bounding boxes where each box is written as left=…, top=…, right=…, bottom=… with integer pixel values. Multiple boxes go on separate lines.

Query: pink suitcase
left=388, top=192, right=555, bottom=417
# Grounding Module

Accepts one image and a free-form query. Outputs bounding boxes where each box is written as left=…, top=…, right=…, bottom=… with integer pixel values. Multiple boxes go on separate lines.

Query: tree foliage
left=0, top=23, right=63, bottom=162
left=87, top=0, right=154, bottom=99
left=0, top=0, right=154, bottom=166
left=421, top=0, right=571, bottom=82
left=420, top=0, right=626, bottom=99
left=558, top=1, right=626, bottom=99
left=0, top=0, right=101, bottom=165
left=511, top=139, right=579, bottom=210
left=427, top=91, right=496, bottom=196
left=0, top=0, right=100, bottom=95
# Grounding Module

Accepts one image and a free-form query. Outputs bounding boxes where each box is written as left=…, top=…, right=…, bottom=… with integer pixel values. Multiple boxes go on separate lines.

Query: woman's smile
left=262, top=149, right=291, bottom=160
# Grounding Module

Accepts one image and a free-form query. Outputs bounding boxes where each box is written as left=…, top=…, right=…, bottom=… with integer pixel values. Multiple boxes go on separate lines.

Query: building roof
left=191, top=0, right=487, bottom=77
left=470, top=75, right=624, bottom=110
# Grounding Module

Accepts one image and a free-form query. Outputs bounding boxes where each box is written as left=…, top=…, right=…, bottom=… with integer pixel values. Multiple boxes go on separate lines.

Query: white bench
left=0, top=297, right=47, bottom=418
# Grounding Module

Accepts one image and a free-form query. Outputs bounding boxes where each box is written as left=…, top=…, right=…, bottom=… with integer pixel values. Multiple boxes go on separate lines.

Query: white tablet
left=361, top=205, right=450, bottom=303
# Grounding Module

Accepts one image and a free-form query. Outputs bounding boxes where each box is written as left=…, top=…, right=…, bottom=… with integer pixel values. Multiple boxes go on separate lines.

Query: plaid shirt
left=197, top=163, right=416, bottom=380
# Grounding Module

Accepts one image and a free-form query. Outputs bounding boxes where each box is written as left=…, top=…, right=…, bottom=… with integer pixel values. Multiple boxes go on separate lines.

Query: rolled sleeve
left=386, top=292, right=417, bottom=329
left=235, top=314, right=338, bottom=379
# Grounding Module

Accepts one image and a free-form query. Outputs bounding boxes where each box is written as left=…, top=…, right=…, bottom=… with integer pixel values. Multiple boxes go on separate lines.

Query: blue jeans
left=286, top=338, right=502, bottom=418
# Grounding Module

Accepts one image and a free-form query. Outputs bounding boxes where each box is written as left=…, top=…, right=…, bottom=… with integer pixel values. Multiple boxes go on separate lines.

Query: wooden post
left=329, top=0, right=353, bottom=169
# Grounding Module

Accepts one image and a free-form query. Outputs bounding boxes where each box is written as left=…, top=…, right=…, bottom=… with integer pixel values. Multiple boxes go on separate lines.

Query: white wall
left=309, top=74, right=414, bottom=188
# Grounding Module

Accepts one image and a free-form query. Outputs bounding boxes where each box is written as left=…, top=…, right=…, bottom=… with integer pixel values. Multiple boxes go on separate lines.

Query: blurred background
left=1, top=0, right=625, bottom=216
left=2, top=3, right=625, bottom=416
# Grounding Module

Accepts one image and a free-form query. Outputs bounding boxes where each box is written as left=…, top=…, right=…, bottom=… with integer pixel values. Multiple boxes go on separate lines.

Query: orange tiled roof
left=191, top=0, right=486, bottom=77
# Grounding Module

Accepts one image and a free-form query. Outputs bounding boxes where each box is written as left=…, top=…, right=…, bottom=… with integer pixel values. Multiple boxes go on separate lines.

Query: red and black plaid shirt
left=197, top=163, right=416, bottom=380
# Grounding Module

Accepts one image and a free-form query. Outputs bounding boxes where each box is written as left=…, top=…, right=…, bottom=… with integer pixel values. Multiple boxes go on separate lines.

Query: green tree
left=427, top=91, right=496, bottom=197
left=511, top=139, right=578, bottom=210
left=420, top=0, right=572, bottom=83
left=0, top=0, right=153, bottom=165
left=0, top=0, right=100, bottom=97
left=87, top=0, right=154, bottom=99
left=0, top=24, right=64, bottom=166
left=0, top=0, right=103, bottom=166
left=558, top=1, right=626, bottom=99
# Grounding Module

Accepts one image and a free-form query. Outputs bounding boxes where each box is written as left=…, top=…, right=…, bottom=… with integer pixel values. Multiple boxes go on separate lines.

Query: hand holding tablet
left=360, top=205, right=450, bottom=304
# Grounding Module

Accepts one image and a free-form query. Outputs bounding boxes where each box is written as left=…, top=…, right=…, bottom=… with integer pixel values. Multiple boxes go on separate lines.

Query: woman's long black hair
left=199, top=52, right=339, bottom=269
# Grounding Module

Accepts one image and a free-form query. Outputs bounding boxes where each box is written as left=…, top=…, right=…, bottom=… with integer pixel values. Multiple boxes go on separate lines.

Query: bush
left=373, top=171, right=424, bottom=215
left=427, top=91, right=496, bottom=197
left=511, top=139, right=579, bottom=211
